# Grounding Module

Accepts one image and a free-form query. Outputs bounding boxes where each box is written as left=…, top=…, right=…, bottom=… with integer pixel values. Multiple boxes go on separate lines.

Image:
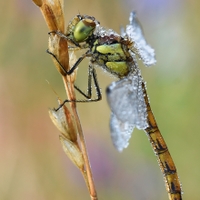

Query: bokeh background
left=0, top=0, right=199, bottom=199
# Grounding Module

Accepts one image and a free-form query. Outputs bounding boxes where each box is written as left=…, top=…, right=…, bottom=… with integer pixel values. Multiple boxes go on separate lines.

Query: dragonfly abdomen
left=144, top=84, right=182, bottom=200
left=146, top=128, right=182, bottom=200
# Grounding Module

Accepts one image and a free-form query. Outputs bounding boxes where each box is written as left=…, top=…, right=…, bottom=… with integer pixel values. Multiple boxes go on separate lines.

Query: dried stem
left=62, top=76, right=98, bottom=199
left=32, top=0, right=98, bottom=199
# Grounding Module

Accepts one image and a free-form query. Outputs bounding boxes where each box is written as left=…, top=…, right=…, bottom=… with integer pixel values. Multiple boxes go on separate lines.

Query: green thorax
left=90, top=36, right=132, bottom=78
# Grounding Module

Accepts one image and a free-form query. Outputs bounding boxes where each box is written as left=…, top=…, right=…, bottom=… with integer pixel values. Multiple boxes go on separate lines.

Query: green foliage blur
left=0, top=0, right=199, bottom=199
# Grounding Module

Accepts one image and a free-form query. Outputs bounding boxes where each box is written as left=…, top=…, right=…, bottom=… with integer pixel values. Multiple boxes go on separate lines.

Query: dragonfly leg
left=46, top=49, right=91, bottom=75
left=55, top=66, right=102, bottom=111
left=73, top=65, right=102, bottom=100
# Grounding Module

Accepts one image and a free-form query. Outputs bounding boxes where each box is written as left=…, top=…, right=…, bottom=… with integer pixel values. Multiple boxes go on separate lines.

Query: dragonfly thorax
left=89, top=35, right=134, bottom=78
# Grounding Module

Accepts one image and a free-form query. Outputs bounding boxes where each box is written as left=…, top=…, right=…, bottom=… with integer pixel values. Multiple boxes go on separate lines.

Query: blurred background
left=0, top=0, right=199, bottom=199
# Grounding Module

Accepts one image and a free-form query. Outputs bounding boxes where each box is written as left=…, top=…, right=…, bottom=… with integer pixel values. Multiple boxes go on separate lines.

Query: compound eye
left=73, top=18, right=96, bottom=42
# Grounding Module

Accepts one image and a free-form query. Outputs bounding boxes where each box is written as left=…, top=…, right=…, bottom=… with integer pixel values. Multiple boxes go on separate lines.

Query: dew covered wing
left=106, top=71, right=148, bottom=129
left=110, top=112, right=134, bottom=152
left=121, top=11, right=156, bottom=67
left=106, top=71, right=148, bottom=151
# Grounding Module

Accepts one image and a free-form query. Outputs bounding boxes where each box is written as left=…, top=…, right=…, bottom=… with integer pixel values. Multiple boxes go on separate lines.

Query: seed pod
left=49, top=102, right=77, bottom=142
left=59, top=135, right=84, bottom=170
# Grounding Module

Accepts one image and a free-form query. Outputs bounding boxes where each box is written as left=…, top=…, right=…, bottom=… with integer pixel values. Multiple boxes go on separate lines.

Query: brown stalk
left=32, top=0, right=98, bottom=199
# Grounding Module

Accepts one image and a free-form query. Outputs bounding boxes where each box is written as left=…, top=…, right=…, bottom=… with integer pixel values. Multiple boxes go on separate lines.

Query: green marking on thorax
left=106, top=61, right=129, bottom=77
left=97, top=43, right=126, bottom=58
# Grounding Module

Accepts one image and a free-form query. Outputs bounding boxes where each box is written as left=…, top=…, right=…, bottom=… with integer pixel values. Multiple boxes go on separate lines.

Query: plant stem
left=62, top=76, right=98, bottom=200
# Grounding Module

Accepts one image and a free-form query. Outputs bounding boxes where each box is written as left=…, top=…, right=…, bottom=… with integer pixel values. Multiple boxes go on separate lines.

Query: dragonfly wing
left=124, top=11, right=156, bottom=66
left=110, top=112, right=134, bottom=152
left=106, top=70, right=148, bottom=151
left=106, top=70, right=148, bottom=130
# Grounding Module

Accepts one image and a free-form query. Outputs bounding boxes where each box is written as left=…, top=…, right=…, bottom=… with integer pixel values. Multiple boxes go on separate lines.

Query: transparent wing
left=106, top=70, right=148, bottom=128
left=106, top=70, right=148, bottom=151
left=110, top=112, right=134, bottom=152
left=122, top=11, right=156, bottom=66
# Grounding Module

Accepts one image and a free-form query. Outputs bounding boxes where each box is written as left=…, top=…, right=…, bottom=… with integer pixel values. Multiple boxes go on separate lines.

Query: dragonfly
left=47, top=11, right=182, bottom=200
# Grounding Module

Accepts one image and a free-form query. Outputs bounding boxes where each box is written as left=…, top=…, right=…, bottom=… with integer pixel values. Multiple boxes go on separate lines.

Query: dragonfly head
left=67, top=14, right=97, bottom=43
